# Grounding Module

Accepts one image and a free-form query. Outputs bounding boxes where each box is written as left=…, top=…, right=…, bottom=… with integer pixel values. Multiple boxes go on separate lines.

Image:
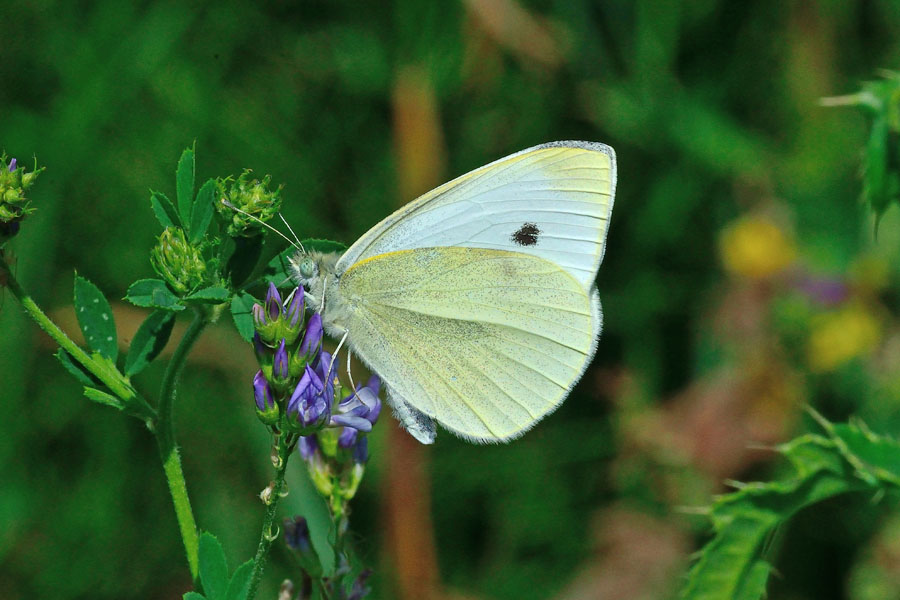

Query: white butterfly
left=290, top=141, right=616, bottom=444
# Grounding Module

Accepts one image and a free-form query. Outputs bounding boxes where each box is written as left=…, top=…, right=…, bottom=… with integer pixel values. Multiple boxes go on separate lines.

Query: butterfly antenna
left=220, top=198, right=302, bottom=252
left=279, top=213, right=305, bottom=253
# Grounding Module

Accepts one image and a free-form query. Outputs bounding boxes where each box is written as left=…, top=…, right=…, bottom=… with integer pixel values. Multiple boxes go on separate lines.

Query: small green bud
left=215, top=170, right=283, bottom=237
left=0, top=155, right=44, bottom=244
left=150, top=227, right=206, bottom=294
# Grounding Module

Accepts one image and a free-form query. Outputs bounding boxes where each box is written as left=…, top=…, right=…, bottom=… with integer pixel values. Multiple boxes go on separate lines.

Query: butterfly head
left=288, top=250, right=342, bottom=317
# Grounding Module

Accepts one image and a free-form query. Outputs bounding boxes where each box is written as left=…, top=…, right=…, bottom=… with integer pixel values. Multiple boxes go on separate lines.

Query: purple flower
left=331, top=375, right=382, bottom=443
left=352, top=436, right=369, bottom=464
left=265, top=282, right=282, bottom=321
left=285, top=286, right=304, bottom=329
left=299, top=312, right=323, bottom=357
left=283, top=516, right=312, bottom=553
left=287, top=364, right=330, bottom=428
left=252, top=332, right=269, bottom=362
left=8, top=158, right=16, bottom=172
left=299, top=435, right=319, bottom=461
left=273, top=338, right=290, bottom=380
left=252, top=302, right=268, bottom=329
left=253, top=370, right=274, bottom=411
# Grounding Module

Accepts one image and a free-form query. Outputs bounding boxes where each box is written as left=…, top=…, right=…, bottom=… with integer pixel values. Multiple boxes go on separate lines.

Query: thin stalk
left=247, top=434, right=295, bottom=600
left=156, top=307, right=208, bottom=584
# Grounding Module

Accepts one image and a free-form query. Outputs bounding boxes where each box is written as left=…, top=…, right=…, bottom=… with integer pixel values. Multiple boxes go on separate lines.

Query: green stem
left=156, top=308, right=208, bottom=585
left=0, top=258, right=156, bottom=421
left=247, top=434, right=295, bottom=600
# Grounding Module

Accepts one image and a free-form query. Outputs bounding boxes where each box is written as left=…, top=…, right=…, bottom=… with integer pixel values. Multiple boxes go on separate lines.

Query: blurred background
left=3, top=1, right=900, bottom=598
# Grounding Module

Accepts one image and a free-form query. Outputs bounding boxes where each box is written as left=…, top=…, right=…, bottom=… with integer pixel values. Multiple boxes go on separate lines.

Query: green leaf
left=183, top=593, right=207, bottom=600
left=83, top=387, right=124, bottom=410
left=680, top=413, right=900, bottom=600
left=150, top=190, right=181, bottom=230
left=55, top=349, right=99, bottom=386
left=230, top=292, right=257, bottom=342
left=74, top=274, right=118, bottom=362
left=190, top=178, right=216, bottom=243
left=124, top=310, right=176, bottom=376
left=176, top=145, right=196, bottom=230
left=125, top=279, right=186, bottom=311
left=184, top=286, right=230, bottom=303
left=263, top=247, right=295, bottom=286
left=224, top=560, right=253, bottom=600
left=299, top=238, right=348, bottom=254
left=226, top=235, right=264, bottom=288
left=198, top=532, right=229, bottom=600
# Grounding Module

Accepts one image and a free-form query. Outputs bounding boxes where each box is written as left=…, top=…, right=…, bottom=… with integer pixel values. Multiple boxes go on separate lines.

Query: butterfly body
left=290, top=141, right=616, bottom=444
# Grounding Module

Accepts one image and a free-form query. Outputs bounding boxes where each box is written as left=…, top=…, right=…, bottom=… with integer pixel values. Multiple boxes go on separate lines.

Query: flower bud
left=0, top=155, right=43, bottom=244
left=150, top=227, right=206, bottom=294
left=253, top=371, right=280, bottom=426
left=215, top=170, right=283, bottom=237
left=270, top=338, right=291, bottom=391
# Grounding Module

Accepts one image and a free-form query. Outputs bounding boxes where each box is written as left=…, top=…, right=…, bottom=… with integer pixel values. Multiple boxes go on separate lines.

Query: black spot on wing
left=511, top=222, right=540, bottom=246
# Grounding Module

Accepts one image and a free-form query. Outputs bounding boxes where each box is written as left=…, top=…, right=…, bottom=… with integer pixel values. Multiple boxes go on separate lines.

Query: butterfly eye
left=298, top=257, right=316, bottom=279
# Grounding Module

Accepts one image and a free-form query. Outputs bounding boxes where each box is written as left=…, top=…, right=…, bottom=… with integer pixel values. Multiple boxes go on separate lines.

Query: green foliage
left=124, top=310, right=175, bottom=376
left=73, top=274, right=118, bottom=362
left=682, top=413, right=900, bottom=600
left=185, top=532, right=253, bottom=600
left=126, top=278, right=187, bottom=311
left=177, top=146, right=197, bottom=229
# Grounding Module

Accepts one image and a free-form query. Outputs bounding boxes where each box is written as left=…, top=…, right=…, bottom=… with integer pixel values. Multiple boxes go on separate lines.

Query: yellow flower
left=807, top=303, right=881, bottom=372
left=719, top=216, right=795, bottom=279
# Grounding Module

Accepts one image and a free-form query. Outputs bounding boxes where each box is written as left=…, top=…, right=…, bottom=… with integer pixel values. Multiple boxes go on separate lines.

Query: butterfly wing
left=335, top=141, right=616, bottom=290
left=340, top=246, right=600, bottom=442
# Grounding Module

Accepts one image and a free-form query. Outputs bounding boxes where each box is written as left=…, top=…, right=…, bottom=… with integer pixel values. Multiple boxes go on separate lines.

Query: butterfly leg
left=346, top=348, right=357, bottom=393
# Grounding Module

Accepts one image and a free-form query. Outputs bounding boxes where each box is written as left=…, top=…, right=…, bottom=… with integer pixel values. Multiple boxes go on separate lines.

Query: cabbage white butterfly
left=290, top=141, right=616, bottom=444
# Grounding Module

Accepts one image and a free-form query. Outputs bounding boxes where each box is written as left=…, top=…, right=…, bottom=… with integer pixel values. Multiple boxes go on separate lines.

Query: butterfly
left=289, top=141, right=616, bottom=444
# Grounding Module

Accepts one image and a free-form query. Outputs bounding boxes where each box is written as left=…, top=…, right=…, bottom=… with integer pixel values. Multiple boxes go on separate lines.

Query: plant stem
left=0, top=258, right=156, bottom=421
left=247, top=434, right=295, bottom=600
left=156, top=307, right=208, bottom=585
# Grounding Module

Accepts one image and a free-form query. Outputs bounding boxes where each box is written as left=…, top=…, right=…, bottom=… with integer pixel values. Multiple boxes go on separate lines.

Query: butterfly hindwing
left=340, top=246, right=600, bottom=442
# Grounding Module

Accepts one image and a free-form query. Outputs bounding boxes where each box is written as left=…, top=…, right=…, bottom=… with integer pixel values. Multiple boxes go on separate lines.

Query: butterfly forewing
left=335, top=142, right=616, bottom=290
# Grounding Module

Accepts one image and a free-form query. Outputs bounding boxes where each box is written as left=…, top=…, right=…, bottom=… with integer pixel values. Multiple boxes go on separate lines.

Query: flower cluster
left=215, top=169, right=283, bottom=237
left=252, top=283, right=331, bottom=434
left=0, top=155, right=43, bottom=244
left=298, top=374, right=381, bottom=519
left=251, top=283, right=382, bottom=519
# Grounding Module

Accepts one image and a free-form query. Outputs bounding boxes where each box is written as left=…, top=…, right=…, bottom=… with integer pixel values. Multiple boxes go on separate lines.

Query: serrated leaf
left=679, top=414, right=900, bottom=600
left=183, top=593, right=207, bottom=600
left=74, top=274, right=118, bottom=362
left=55, top=349, right=99, bottom=386
left=176, top=146, right=196, bottom=229
left=83, top=387, right=124, bottom=410
left=190, top=179, right=216, bottom=243
left=198, top=532, right=229, bottom=600
left=125, top=279, right=186, bottom=311
left=184, top=286, right=230, bottom=303
left=150, top=190, right=181, bottom=230
left=224, top=560, right=253, bottom=600
left=125, top=310, right=175, bottom=376
left=230, top=292, right=257, bottom=342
